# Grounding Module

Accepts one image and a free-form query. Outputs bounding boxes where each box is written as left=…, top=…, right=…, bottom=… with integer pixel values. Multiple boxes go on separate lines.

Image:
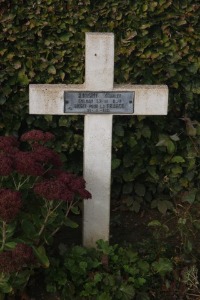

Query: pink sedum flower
left=34, top=171, right=91, bottom=202
left=0, top=189, right=22, bottom=222
left=14, top=151, right=44, bottom=176
left=20, top=130, right=55, bottom=143
left=12, top=243, right=35, bottom=264
left=32, top=144, right=62, bottom=168
left=0, top=136, right=19, bottom=149
left=0, top=252, right=14, bottom=273
left=0, top=154, right=14, bottom=176
left=0, top=244, right=35, bottom=273
left=34, top=179, right=75, bottom=202
left=0, top=136, right=19, bottom=155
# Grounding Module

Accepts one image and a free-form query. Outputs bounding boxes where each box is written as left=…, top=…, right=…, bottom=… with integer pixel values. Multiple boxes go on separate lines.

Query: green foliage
left=0, top=131, right=89, bottom=296
left=152, top=258, right=173, bottom=276
left=0, top=0, right=199, bottom=208
left=45, top=240, right=175, bottom=299
left=44, top=235, right=200, bottom=299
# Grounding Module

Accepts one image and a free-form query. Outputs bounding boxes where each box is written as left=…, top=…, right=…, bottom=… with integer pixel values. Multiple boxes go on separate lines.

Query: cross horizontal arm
left=29, top=84, right=168, bottom=115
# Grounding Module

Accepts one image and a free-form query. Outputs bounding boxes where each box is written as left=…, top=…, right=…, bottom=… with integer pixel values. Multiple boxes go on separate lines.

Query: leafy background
left=0, top=0, right=200, bottom=213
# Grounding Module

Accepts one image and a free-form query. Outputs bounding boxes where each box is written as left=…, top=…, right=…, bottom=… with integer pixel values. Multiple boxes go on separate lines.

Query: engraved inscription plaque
left=64, top=91, right=134, bottom=114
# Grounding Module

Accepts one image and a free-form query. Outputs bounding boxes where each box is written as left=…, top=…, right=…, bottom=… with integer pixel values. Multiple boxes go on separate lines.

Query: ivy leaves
left=1, top=0, right=199, bottom=211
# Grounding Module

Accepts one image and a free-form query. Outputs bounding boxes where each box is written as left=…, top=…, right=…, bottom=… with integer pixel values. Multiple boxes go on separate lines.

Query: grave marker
left=29, top=32, right=168, bottom=247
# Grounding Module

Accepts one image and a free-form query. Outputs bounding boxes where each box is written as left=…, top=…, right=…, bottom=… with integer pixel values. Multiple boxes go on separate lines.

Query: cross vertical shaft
left=83, top=33, right=114, bottom=247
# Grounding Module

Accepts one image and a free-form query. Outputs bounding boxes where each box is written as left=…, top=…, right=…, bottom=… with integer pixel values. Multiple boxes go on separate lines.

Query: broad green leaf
left=59, top=70, right=65, bottom=81
left=149, top=157, right=158, bottom=165
left=123, top=171, right=135, bottom=182
left=123, top=152, right=134, bottom=167
left=141, top=126, right=151, bottom=138
left=137, top=277, right=146, bottom=286
left=21, top=219, right=37, bottom=236
left=156, top=139, right=167, bottom=147
left=48, top=65, right=56, bottom=75
left=180, top=178, right=189, bottom=188
left=148, top=220, right=162, bottom=227
left=112, top=158, right=121, bottom=169
left=6, top=222, right=16, bottom=238
left=166, top=140, right=175, bottom=154
left=79, top=261, right=87, bottom=270
left=182, top=190, right=197, bottom=204
left=192, top=87, right=200, bottom=94
left=134, top=183, right=146, bottom=197
left=152, top=258, right=173, bottom=276
left=93, top=273, right=102, bottom=283
left=59, top=117, right=69, bottom=127
left=60, top=34, right=71, bottom=42
left=71, top=206, right=80, bottom=215
left=186, top=123, right=196, bottom=136
left=178, top=218, right=186, bottom=225
left=137, top=260, right=150, bottom=273
left=65, top=218, right=79, bottom=228
left=193, top=220, right=200, bottom=230
left=186, top=240, right=193, bottom=253
left=33, top=245, right=50, bottom=268
left=137, top=116, right=146, bottom=122
left=171, top=166, right=183, bottom=175
left=114, top=125, right=124, bottom=137
left=0, top=280, right=12, bottom=294
left=123, top=183, right=133, bottom=194
left=128, top=137, right=137, bottom=148
left=0, top=96, right=6, bottom=105
left=73, top=246, right=87, bottom=257
left=147, top=166, right=159, bottom=180
left=4, top=242, right=17, bottom=250
left=96, top=240, right=111, bottom=255
left=11, top=270, right=32, bottom=288
left=44, top=115, right=53, bottom=122
left=196, top=124, right=200, bottom=135
left=151, top=199, right=173, bottom=214
left=157, top=201, right=168, bottom=214
left=120, top=284, right=135, bottom=297
left=13, top=61, right=21, bottom=69
left=97, top=293, right=112, bottom=300
left=171, top=156, right=185, bottom=163
left=131, top=201, right=141, bottom=213
left=17, top=70, right=29, bottom=85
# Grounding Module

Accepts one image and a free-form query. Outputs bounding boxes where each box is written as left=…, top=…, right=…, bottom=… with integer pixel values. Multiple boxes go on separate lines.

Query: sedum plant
left=0, top=130, right=91, bottom=297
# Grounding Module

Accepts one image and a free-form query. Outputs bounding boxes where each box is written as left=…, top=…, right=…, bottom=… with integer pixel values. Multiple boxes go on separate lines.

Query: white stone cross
left=29, top=32, right=168, bottom=248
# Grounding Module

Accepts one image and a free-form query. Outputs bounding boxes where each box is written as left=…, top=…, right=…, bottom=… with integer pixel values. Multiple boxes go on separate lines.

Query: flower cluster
left=32, top=144, right=62, bottom=168
left=34, top=171, right=91, bottom=202
left=0, top=130, right=92, bottom=292
left=0, top=243, right=35, bottom=273
left=20, top=130, right=55, bottom=144
left=0, top=130, right=62, bottom=177
left=0, top=136, right=19, bottom=153
left=0, top=189, right=22, bottom=222
left=12, top=243, right=35, bottom=264
left=14, top=151, right=45, bottom=176
left=0, top=153, right=13, bottom=176
left=0, top=136, right=19, bottom=176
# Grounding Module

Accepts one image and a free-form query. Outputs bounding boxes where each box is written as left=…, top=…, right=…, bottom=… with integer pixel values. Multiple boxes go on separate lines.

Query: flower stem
left=51, top=200, right=76, bottom=237
left=65, top=201, right=74, bottom=218
left=0, top=221, right=7, bottom=251
left=17, top=176, right=31, bottom=190
left=38, top=200, right=62, bottom=238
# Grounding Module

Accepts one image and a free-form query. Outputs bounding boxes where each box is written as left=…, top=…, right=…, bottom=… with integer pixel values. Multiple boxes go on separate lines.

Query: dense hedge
left=0, top=0, right=200, bottom=211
